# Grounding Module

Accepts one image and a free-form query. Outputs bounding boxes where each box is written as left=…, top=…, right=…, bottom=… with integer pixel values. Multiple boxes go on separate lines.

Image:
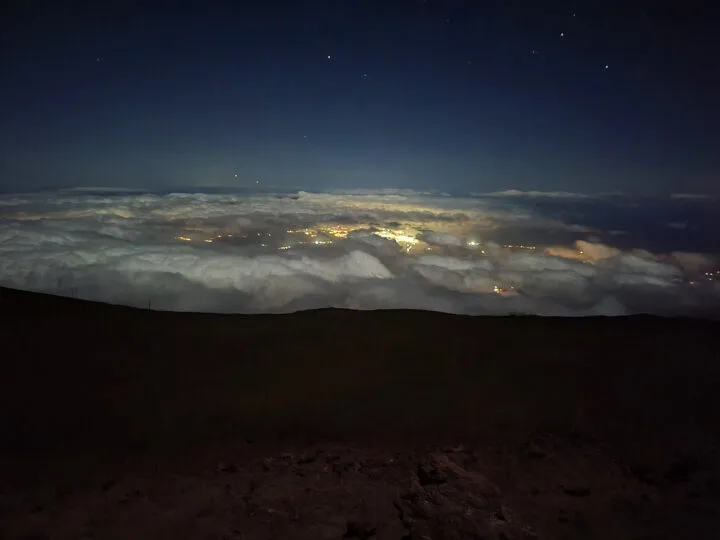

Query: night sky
left=1, top=1, right=718, bottom=194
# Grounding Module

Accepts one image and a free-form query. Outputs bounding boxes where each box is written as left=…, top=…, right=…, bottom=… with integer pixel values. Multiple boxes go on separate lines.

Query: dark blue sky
left=1, top=1, right=718, bottom=194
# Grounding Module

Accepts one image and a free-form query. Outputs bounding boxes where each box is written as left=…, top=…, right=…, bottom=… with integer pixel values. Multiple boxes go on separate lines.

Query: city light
left=177, top=225, right=544, bottom=260
left=494, top=285, right=516, bottom=296
left=375, top=229, right=417, bottom=245
left=286, top=224, right=422, bottom=250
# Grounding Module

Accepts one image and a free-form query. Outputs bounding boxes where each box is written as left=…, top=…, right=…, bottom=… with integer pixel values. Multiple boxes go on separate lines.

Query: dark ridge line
left=2, top=285, right=718, bottom=327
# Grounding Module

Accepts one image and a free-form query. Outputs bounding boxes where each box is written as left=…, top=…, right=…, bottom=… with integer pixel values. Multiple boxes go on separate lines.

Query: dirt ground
left=1, top=286, right=719, bottom=539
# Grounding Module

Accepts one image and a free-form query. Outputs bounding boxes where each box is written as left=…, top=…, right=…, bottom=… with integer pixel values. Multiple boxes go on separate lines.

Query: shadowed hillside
left=1, top=286, right=719, bottom=539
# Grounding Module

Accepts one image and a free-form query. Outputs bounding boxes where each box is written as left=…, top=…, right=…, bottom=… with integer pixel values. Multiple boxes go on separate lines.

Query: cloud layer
left=0, top=189, right=718, bottom=317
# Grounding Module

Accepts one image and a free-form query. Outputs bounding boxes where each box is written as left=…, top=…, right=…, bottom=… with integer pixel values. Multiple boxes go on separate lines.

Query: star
left=560, top=32, right=564, bottom=38
left=327, top=55, right=332, bottom=60
left=604, top=64, right=609, bottom=69
left=96, top=57, right=101, bottom=62
left=362, top=73, right=368, bottom=79
left=234, top=173, right=238, bottom=178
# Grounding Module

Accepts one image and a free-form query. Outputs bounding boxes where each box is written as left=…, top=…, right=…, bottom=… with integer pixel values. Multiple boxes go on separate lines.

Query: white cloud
left=474, top=189, right=592, bottom=199
left=602, top=253, right=680, bottom=278
left=670, top=252, right=714, bottom=272
left=0, top=190, right=717, bottom=317
left=418, top=231, right=465, bottom=247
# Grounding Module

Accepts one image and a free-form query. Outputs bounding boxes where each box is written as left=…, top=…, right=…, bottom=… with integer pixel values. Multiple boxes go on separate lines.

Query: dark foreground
left=1, top=286, right=719, bottom=539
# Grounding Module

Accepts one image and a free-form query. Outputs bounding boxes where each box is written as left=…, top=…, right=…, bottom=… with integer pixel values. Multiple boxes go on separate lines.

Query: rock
left=429, top=454, right=501, bottom=497
left=317, top=519, right=348, bottom=540
left=343, top=520, right=377, bottom=540
left=333, top=460, right=361, bottom=476
left=526, top=442, right=548, bottom=459
left=627, top=464, right=658, bottom=485
left=373, top=518, right=409, bottom=540
left=417, top=463, right=446, bottom=486
left=399, top=490, right=432, bottom=520
left=443, top=444, right=468, bottom=453
left=118, top=489, right=143, bottom=504
left=297, top=453, right=317, bottom=464
left=664, top=455, right=705, bottom=484
left=562, top=486, right=591, bottom=497
left=100, top=480, right=116, bottom=491
left=216, top=461, right=238, bottom=474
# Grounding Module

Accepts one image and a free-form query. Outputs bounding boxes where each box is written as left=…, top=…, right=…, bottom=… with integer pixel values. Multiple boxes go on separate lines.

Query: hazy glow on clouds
left=474, top=189, right=593, bottom=199
left=0, top=189, right=718, bottom=317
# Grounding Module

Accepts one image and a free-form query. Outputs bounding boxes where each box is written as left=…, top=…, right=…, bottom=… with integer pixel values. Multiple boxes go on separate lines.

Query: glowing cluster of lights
left=688, top=271, right=720, bottom=286
left=285, top=228, right=335, bottom=246
left=465, top=240, right=487, bottom=253
left=178, top=232, right=242, bottom=243
left=286, top=225, right=423, bottom=252
left=375, top=229, right=417, bottom=245
left=493, top=285, right=517, bottom=295
left=177, top=224, right=519, bottom=258
left=287, top=228, right=316, bottom=237
left=288, top=224, right=359, bottom=240
left=323, top=226, right=353, bottom=238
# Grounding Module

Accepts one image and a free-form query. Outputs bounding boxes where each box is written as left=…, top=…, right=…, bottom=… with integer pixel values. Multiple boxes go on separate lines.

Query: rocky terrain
left=4, top=437, right=719, bottom=539
left=1, top=286, right=719, bottom=538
